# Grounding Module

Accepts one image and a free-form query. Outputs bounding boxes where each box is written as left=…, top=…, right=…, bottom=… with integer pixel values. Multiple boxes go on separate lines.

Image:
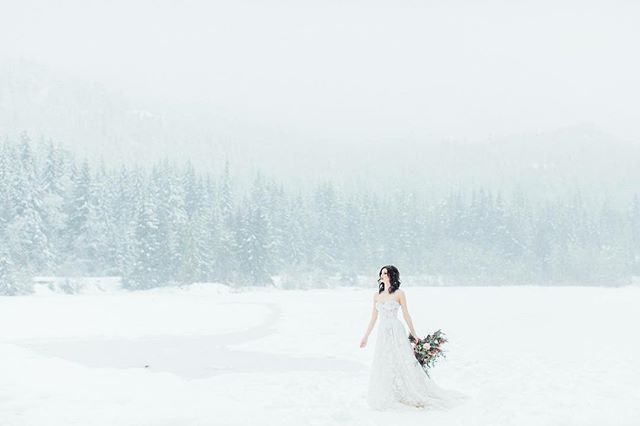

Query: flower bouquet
left=408, top=330, right=447, bottom=376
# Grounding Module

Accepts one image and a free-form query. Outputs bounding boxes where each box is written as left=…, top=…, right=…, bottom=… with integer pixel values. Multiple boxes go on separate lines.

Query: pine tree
left=179, top=209, right=213, bottom=283
left=39, top=141, right=67, bottom=267
left=66, top=160, right=92, bottom=262
left=0, top=252, right=17, bottom=295
left=632, top=195, right=640, bottom=275
left=127, top=197, right=163, bottom=289
left=0, top=142, right=13, bottom=233
left=7, top=134, right=52, bottom=271
left=182, top=160, right=200, bottom=218
left=238, top=202, right=272, bottom=285
left=84, top=173, right=111, bottom=273
left=217, top=160, right=238, bottom=283
left=311, top=181, right=342, bottom=271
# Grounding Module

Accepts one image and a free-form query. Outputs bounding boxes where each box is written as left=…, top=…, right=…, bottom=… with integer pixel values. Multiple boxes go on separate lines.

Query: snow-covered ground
left=1, top=284, right=639, bottom=426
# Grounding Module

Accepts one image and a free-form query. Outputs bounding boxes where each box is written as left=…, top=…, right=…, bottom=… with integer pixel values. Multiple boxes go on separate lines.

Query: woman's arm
left=399, top=290, right=419, bottom=339
left=360, top=293, right=379, bottom=347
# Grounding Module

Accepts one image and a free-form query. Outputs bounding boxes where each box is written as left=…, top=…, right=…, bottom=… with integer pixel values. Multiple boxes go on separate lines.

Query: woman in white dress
left=360, top=265, right=465, bottom=410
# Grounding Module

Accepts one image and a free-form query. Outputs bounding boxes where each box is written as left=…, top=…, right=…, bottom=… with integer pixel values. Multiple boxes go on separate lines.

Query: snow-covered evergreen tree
left=126, top=196, right=163, bottom=289
left=6, top=134, right=52, bottom=271
left=216, top=160, right=239, bottom=283
left=0, top=135, right=638, bottom=290
left=632, top=195, right=640, bottom=275
left=0, top=252, right=17, bottom=295
left=238, top=200, right=272, bottom=286
left=65, top=159, right=92, bottom=261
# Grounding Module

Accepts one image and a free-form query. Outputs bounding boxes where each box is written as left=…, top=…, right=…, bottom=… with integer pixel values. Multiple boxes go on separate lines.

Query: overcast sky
left=1, top=0, right=639, bottom=147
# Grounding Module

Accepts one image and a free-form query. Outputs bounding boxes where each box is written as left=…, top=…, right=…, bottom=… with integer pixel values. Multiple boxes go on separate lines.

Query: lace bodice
left=376, top=300, right=401, bottom=320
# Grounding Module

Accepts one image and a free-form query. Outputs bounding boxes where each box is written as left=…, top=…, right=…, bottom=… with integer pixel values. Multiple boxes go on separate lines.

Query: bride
left=360, top=265, right=465, bottom=410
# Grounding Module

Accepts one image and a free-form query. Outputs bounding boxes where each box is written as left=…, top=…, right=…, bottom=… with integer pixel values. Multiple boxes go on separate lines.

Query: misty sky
left=1, top=0, right=639, bottom=145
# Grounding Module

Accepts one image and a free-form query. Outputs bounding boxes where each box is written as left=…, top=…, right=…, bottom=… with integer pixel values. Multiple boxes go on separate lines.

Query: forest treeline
left=1, top=133, right=639, bottom=294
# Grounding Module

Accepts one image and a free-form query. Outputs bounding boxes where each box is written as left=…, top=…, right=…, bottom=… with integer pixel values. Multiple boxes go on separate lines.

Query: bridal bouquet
left=409, top=330, right=447, bottom=374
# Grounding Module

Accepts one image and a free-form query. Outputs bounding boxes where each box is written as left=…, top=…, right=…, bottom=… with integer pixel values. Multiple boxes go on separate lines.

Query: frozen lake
left=1, top=285, right=639, bottom=425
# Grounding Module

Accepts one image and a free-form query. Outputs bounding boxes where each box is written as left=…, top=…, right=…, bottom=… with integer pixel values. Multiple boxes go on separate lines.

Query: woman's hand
left=359, top=336, right=368, bottom=348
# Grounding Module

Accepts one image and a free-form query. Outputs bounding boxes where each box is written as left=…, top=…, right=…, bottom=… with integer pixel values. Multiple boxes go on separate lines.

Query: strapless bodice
left=376, top=300, right=400, bottom=320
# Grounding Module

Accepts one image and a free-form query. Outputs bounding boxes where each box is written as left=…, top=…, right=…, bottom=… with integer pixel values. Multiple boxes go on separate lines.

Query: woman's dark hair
left=378, top=265, right=401, bottom=294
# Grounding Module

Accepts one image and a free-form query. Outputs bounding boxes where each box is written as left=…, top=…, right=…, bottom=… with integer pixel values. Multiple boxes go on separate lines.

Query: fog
left=3, top=5, right=640, bottom=423
left=1, top=0, right=639, bottom=187
left=1, top=0, right=639, bottom=293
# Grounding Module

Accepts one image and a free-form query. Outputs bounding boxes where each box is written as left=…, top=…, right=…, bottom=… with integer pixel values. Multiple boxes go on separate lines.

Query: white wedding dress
left=366, top=300, right=465, bottom=410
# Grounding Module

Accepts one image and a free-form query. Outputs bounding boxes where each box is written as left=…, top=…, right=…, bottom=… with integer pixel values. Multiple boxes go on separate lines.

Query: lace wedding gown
left=367, top=300, right=465, bottom=410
